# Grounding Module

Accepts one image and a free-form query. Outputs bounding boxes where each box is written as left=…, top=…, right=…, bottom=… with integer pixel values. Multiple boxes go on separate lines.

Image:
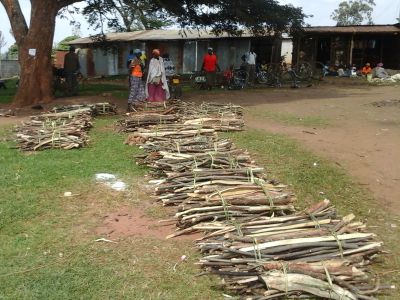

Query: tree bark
left=0, top=0, right=82, bottom=107
left=14, top=2, right=58, bottom=106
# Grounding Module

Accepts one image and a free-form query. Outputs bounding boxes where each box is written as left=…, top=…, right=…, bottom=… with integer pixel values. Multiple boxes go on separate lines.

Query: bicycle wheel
left=257, top=71, right=268, bottom=84
left=295, top=62, right=313, bottom=81
left=233, top=70, right=249, bottom=88
left=312, top=61, right=325, bottom=80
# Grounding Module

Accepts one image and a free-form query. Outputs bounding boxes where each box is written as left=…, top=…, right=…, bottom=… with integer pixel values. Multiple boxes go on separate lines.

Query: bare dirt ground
left=185, top=83, right=400, bottom=215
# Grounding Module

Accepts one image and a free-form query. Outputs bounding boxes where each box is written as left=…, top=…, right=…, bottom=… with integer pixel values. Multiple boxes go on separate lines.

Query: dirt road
left=187, top=84, right=400, bottom=215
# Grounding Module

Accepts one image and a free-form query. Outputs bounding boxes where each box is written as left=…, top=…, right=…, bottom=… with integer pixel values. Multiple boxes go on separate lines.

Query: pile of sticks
left=51, top=102, right=117, bottom=116
left=125, top=101, right=389, bottom=299
left=15, top=102, right=116, bottom=151
left=15, top=115, right=91, bottom=151
left=119, top=101, right=244, bottom=133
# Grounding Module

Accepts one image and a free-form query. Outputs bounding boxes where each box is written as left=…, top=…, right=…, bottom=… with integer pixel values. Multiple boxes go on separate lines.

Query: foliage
left=0, top=30, right=6, bottom=52
left=156, top=0, right=306, bottom=36
left=54, top=35, right=80, bottom=51
left=4, top=43, right=18, bottom=60
left=331, top=0, right=376, bottom=26
left=82, top=0, right=174, bottom=32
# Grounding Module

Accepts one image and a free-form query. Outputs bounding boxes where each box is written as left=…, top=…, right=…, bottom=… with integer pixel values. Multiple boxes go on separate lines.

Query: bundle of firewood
left=118, top=101, right=244, bottom=133
left=15, top=117, right=90, bottom=151
left=124, top=101, right=390, bottom=299
left=14, top=102, right=117, bottom=151
left=196, top=200, right=385, bottom=299
left=118, top=114, right=180, bottom=132
left=51, top=102, right=117, bottom=116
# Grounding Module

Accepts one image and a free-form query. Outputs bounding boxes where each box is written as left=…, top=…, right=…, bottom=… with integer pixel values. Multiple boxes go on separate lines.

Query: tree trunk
left=12, top=2, right=58, bottom=107
left=1, top=0, right=81, bottom=108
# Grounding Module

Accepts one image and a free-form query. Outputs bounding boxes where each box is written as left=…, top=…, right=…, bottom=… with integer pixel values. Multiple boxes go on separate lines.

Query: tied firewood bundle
left=137, top=150, right=256, bottom=174
left=118, top=114, right=180, bottom=132
left=137, top=136, right=234, bottom=153
left=129, top=100, right=180, bottom=115
left=195, top=200, right=387, bottom=299
left=51, top=102, right=117, bottom=116
left=179, top=101, right=243, bottom=120
left=133, top=124, right=216, bottom=139
left=15, top=115, right=92, bottom=151
left=151, top=168, right=293, bottom=210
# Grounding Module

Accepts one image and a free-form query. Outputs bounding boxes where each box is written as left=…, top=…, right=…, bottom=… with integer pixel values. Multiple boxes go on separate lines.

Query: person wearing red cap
left=201, top=47, right=220, bottom=90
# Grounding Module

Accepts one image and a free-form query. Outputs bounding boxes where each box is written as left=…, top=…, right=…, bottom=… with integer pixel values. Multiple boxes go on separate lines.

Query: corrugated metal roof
left=303, top=24, right=400, bottom=34
left=69, top=29, right=259, bottom=45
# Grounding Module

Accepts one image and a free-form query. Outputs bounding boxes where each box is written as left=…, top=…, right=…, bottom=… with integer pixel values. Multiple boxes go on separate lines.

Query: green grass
left=0, top=79, right=19, bottom=104
left=225, top=129, right=400, bottom=299
left=0, top=118, right=220, bottom=300
left=247, top=108, right=329, bottom=127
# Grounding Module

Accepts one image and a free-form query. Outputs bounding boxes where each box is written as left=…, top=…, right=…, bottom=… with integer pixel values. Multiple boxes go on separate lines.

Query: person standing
left=201, top=47, right=220, bottom=90
left=127, top=49, right=146, bottom=111
left=145, top=49, right=170, bottom=102
left=63, top=46, right=80, bottom=96
left=245, top=48, right=257, bottom=85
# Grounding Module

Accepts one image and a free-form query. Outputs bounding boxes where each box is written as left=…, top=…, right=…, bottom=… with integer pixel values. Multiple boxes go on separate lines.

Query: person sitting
left=373, top=63, right=390, bottom=79
left=361, top=63, right=372, bottom=76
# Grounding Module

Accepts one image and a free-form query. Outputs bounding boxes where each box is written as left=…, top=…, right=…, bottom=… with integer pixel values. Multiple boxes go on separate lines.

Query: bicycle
left=189, top=70, right=207, bottom=89
left=223, top=67, right=249, bottom=90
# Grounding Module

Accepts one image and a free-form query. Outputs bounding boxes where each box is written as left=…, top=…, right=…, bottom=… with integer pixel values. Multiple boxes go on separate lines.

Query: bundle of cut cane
left=118, top=114, right=180, bottom=132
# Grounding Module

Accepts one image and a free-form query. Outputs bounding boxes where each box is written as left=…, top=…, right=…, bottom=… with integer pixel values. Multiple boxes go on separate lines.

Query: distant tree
left=0, top=31, right=6, bottom=76
left=331, top=0, right=376, bottom=26
left=0, top=31, right=6, bottom=56
left=54, top=35, right=80, bottom=51
left=83, top=0, right=174, bottom=32
left=6, top=43, right=18, bottom=59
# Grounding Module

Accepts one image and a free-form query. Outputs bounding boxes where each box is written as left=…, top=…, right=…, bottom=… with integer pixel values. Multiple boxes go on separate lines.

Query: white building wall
left=281, top=39, right=293, bottom=64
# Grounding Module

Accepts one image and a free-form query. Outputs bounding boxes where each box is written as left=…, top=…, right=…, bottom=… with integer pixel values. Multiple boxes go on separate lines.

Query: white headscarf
left=145, top=57, right=170, bottom=100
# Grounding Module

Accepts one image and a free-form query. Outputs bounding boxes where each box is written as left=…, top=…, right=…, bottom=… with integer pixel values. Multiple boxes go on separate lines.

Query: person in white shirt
left=245, top=49, right=257, bottom=85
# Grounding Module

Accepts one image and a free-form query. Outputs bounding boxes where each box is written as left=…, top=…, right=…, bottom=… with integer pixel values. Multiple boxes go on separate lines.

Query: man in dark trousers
left=201, top=47, right=220, bottom=90
left=64, top=46, right=80, bottom=96
left=0, top=77, right=6, bottom=89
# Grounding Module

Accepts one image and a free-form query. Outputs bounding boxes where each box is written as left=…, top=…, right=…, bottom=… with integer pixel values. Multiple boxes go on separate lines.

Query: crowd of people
left=323, top=61, right=395, bottom=80
left=126, top=47, right=223, bottom=111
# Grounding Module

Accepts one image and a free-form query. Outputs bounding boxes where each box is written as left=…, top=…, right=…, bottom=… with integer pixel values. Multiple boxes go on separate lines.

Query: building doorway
left=316, top=38, right=331, bottom=64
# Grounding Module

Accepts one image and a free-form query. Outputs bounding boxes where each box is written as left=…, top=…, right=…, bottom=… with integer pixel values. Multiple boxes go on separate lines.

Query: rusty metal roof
left=69, top=29, right=257, bottom=45
left=303, top=24, right=400, bottom=34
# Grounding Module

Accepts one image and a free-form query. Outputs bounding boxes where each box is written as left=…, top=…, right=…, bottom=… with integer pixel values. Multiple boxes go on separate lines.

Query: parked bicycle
left=223, top=67, right=249, bottom=90
left=189, top=70, right=207, bottom=89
